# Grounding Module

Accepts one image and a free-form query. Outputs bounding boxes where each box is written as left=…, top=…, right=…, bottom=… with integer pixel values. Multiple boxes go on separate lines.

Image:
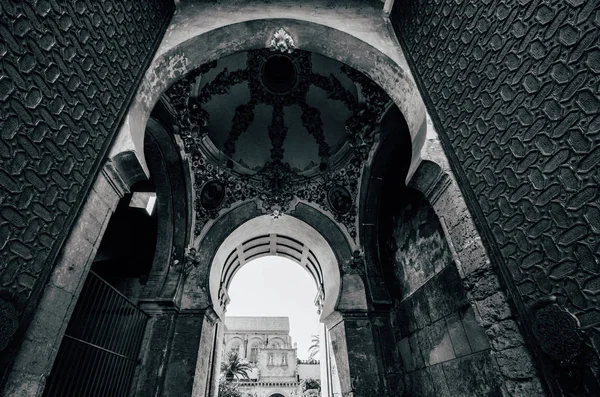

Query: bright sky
left=225, top=256, right=320, bottom=360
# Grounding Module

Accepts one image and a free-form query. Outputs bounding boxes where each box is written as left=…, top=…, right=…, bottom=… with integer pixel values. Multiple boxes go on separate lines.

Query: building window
left=250, top=346, right=258, bottom=363
left=230, top=343, right=240, bottom=355
left=268, top=353, right=274, bottom=365
left=282, top=354, right=287, bottom=366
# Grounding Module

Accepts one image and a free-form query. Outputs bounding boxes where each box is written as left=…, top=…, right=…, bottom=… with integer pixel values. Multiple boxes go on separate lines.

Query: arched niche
left=112, top=18, right=426, bottom=189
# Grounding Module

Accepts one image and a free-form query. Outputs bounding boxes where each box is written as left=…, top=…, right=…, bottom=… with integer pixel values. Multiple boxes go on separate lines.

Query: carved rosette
left=531, top=303, right=582, bottom=364
left=297, top=163, right=361, bottom=238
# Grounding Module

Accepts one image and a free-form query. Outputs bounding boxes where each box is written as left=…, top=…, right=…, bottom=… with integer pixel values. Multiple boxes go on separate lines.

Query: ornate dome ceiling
left=160, top=47, right=393, bottom=239
left=195, top=50, right=359, bottom=174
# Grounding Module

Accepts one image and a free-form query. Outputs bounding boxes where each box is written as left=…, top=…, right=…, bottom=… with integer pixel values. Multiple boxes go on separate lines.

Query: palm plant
left=307, top=334, right=320, bottom=360
left=220, top=351, right=253, bottom=381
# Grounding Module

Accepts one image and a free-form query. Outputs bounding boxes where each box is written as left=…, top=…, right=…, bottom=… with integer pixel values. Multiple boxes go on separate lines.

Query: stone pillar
left=209, top=322, right=225, bottom=397
left=2, top=163, right=127, bottom=397
left=157, top=309, right=215, bottom=397
left=131, top=305, right=178, bottom=397
left=326, top=312, right=389, bottom=397
left=134, top=306, right=218, bottom=397
left=370, top=312, right=404, bottom=395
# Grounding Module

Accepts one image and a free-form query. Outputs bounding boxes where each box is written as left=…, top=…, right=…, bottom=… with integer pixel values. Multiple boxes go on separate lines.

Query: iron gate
left=43, top=271, right=149, bottom=397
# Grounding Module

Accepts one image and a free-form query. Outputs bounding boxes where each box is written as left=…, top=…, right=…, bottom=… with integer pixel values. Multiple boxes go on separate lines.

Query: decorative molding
left=531, top=302, right=582, bottom=364
left=172, top=246, right=202, bottom=276
left=164, top=50, right=391, bottom=240
left=270, top=28, right=295, bottom=54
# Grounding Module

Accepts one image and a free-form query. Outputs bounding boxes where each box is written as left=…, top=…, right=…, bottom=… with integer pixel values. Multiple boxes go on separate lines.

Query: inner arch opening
left=209, top=214, right=341, bottom=321
left=220, top=235, right=325, bottom=315
left=221, top=256, right=323, bottom=396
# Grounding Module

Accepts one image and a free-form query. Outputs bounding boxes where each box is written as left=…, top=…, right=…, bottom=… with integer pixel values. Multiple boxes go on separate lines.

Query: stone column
left=209, top=322, right=225, bottom=397
left=2, top=162, right=128, bottom=397
left=130, top=303, right=179, bottom=397
left=158, top=308, right=218, bottom=397
left=325, top=311, right=389, bottom=397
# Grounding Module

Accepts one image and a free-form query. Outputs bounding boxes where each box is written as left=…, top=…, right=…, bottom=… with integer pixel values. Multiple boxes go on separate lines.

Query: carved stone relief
left=163, top=49, right=391, bottom=239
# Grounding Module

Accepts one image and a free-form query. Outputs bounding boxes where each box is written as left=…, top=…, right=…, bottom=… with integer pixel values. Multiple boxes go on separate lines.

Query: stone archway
left=207, top=214, right=342, bottom=320
left=178, top=201, right=370, bottom=397
left=110, top=16, right=427, bottom=191
left=205, top=214, right=344, bottom=397
left=26, top=9, right=427, bottom=397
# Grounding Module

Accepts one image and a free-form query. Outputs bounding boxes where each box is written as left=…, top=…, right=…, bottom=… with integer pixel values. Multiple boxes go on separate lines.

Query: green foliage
left=303, top=390, right=320, bottom=397
left=217, top=380, right=259, bottom=397
left=220, top=351, right=253, bottom=381
left=307, top=334, right=320, bottom=360
left=302, top=378, right=321, bottom=391
left=218, top=380, right=243, bottom=397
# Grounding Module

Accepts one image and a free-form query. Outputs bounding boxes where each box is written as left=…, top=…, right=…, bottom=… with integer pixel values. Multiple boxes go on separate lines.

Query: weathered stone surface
left=504, top=378, right=546, bottom=397
left=455, top=237, right=491, bottom=275
left=464, top=268, right=503, bottom=301
left=162, top=313, right=205, bottom=397
left=133, top=315, right=175, bottom=396
left=461, top=306, right=491, bottom=353
left=446, top=312, right=471, bottom=357
left=2, top=371, right=44, bottom=397
left=382, top=188, right=503, bottom=394
left=50, top=233, right=95, bottom=294
left=425, top=265, right=469, bottom=322
left=401, top=289, right=433, bottom=333
left=405, top=367, right=436, bottom=396
left=398, top=337, right=415, bottom=372
left=486, top=320, right=526, bottom=352
left=343, top=317, right=384, bottom=395
left=409, top=332, right=425, bottom=370
left=476, top=292, right=513, bottom=327
left=494, top=347, right=536, bottom=380
left=419, top=319, right=455, bottom=365
left=442, top=352, right=503, bottom=397
left=10, top=338, right=53, bottom=376
left=429, top=363, right=452, bottom=397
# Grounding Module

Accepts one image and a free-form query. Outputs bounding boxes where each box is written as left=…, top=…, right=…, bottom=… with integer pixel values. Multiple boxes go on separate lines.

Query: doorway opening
left=42, top=180, right=158, bottom=397
left=220, top=256, right=321, bottom=397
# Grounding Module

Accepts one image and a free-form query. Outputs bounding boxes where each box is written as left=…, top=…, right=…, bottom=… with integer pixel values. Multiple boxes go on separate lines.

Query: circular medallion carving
left=531, top=304, right=581, bottom=362
left=200, top=180, right=226, bottom=210
left=261, top=54, right=298, bottom=94
left=327, top=185, right=352, bottom=214
left=0, top=298, right=18, bottom=351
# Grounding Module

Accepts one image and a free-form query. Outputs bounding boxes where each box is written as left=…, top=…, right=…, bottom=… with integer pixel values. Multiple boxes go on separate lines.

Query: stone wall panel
left=0, top=0, right=174, bottom=382
left=392, top=0, right=600, bottom=394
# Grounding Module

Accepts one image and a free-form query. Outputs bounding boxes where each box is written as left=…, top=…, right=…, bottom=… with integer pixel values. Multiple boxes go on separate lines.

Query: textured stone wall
left=0, top=0, right=174, bottom=382
left=392, top=0, right=600, bottom=394
left=380, top=189, right=504, bottom=396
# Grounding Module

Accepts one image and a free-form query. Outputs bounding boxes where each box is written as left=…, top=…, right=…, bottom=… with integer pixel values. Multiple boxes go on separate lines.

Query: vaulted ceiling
left=157, top=48, right=393, bottom=239
left=196, top=50, right=359, bottom=173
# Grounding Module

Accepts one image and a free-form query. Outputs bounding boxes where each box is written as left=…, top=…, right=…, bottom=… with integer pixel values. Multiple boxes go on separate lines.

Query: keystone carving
left=270, top=28, right=295, bottom=53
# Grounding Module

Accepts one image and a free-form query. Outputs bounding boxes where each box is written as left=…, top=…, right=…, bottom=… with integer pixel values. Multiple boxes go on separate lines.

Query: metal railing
left=43, top=271, right=149, bottom=397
